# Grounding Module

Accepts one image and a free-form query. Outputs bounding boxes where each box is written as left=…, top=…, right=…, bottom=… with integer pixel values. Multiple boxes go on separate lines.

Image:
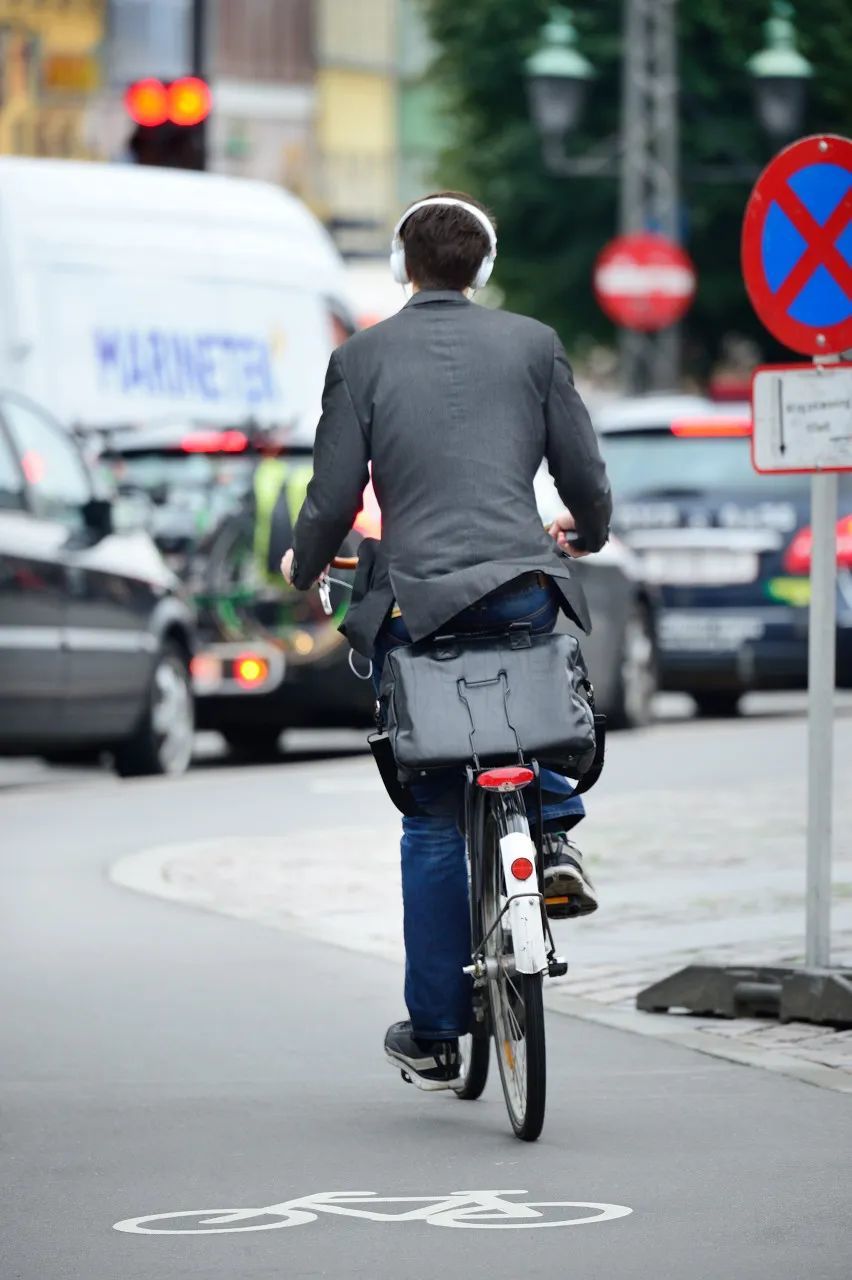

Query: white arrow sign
left=752, top=363, right=852, bottom=474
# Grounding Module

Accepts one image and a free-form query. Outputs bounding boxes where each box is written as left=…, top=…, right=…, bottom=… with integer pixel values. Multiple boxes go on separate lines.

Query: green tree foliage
left=422, top=0, right=852, bottom=376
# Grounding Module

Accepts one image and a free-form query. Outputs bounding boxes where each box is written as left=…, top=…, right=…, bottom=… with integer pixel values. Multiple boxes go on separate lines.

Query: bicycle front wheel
left=454, top=1028, right=489, bottom=1100
left=481, top=793, right=546, bottom=1141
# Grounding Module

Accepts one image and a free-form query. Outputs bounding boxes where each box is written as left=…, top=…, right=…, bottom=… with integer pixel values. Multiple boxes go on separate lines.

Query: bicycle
left=321, top=555, right=604, bottom=1143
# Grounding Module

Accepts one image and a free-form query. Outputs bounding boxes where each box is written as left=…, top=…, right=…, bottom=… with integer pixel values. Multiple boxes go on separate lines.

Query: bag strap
left=368, top=732, right=428, bottom=818
left=570, top=714, right=606, bottom=797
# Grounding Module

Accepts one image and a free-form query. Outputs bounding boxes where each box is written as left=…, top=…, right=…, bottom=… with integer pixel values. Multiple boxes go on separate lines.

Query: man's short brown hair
left=400, top=191, right=496, bottom=291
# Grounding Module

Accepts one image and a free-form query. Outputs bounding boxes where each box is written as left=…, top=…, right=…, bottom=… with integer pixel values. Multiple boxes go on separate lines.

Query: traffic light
left=125, top=77, right=211, bottom=170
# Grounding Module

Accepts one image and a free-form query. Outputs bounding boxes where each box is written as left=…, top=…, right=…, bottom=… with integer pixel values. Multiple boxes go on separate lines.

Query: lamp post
left=525, top=2, right=814, bottom=393
left=524, top=9, right=595, bottom=174
left=747, top=1, right=813, bottom=143
left=526, top=2, right=680, bottom=392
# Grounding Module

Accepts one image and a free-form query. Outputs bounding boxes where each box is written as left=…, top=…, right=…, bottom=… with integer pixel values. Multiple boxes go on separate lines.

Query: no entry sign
left=741, top=134, right=852, bottom=355
left=593, top=232, right=696, bottom=332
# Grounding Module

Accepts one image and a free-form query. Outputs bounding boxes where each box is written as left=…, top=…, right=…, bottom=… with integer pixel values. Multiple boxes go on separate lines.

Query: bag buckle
left=508, top=623, right=532, bottom=650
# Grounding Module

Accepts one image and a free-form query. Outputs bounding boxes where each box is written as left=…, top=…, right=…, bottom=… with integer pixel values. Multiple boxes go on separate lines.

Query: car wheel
left=608, top=602, right=657, bottom=729
left=113, top=643, right=194, bottom=778
left=692, top=691, right=742, bottom=718
left=40, top=747, right=105, bottom=767
left=223, top=728, right=283, bottom=762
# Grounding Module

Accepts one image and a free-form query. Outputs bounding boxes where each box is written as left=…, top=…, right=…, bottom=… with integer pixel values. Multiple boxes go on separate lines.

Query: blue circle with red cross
left=742, top=134, right=852, bottom=355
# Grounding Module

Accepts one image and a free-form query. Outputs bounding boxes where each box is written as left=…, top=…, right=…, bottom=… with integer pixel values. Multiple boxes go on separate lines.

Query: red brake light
left=181, top=430, right=248, bottom=454
left=476, top=766, right=535, bottom=791
left=233, top=653, right=269, bottom=689
left=510, top=856, right=535, bottom=881
left=784, top=516, right=852, bottom=575
left=670, top=418, right=752, bottom=437
left=21, top=450, right=46, bottom=485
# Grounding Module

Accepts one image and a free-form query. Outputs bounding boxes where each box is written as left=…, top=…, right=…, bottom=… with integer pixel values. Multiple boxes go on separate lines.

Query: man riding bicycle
left=281, top=192, right=612, bottom=1091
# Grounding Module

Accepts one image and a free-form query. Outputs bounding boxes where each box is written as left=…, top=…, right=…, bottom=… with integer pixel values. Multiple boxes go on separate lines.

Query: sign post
left=752, top=358, right=852, bottom=966
left=637, top=135, right=852, bottom=1029
left=807, top=463, right=837, bottom=966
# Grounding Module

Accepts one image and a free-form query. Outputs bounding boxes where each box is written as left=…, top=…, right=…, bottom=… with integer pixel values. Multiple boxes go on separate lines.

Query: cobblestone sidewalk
left=113, top=768, right=852, bottom=1091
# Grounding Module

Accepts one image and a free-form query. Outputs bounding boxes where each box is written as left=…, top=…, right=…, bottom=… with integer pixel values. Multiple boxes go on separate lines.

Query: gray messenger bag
left=377, top=626, right=598, bottom=779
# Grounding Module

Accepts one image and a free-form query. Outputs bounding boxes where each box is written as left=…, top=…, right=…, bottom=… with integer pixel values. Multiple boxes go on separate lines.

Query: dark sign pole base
left=636, top=964, right=852, bottom=1029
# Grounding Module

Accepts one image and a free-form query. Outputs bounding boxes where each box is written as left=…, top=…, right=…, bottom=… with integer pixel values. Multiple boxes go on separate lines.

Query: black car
left=596, top=394, right=852, bottom=715
left=0, top=393, right=196, bottom=774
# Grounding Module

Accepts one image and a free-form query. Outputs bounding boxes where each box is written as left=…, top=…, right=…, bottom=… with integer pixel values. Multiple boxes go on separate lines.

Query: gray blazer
left=292, top=290, right=612, bottom=657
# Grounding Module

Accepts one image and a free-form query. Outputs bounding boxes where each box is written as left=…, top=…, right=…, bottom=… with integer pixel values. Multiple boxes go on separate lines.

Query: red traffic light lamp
left=125, top=77, right=211, bottom=128
left=168, top=77, right=212, bottom=126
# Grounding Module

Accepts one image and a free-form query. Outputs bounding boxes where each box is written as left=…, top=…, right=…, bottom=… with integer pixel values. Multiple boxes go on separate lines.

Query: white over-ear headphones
left=389, top=197, right=497, bottom=291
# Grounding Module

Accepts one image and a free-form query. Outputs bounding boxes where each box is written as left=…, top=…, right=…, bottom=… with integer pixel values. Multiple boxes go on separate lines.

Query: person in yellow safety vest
left=252, top=454, right=313, bottom=584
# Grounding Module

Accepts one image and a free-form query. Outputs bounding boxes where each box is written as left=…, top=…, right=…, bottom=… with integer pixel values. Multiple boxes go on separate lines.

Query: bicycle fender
left=499, top=831, right=547, bottom=975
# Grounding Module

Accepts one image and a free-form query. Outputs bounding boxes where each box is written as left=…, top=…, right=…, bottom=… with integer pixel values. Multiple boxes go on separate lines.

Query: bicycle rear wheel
left=481, top=792, right=546, bottom=1141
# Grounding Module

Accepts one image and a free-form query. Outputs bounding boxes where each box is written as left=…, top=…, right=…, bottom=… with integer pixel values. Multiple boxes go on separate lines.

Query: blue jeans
left=372, top=580, right=585, bottom=1040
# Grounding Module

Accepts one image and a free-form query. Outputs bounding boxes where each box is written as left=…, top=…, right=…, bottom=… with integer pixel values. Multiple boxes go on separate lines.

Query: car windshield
left=599, top=428, right=852, bottom=502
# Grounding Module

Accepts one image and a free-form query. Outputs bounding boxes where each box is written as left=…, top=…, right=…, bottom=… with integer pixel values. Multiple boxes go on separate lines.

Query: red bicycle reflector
left=476, top=766, right=535, bottom=791
left=125, top=78, right=169, bottom=127
left=168, top=76, right=211, bottom=127
left=510, top=856, right=535, bottom=881
left=670, top=418, right=752, bottom=438
left=233, top=653, right=269, bottom=689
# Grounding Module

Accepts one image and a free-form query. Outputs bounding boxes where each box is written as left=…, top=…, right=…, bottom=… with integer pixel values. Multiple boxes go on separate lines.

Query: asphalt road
left=2, top=701, right=851, bottom=1279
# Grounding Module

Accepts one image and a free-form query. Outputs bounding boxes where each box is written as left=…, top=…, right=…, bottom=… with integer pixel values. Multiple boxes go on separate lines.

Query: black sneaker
left=542, top=835, right=598, bottom=919
left=384, top=1021, right=461, bottom=1091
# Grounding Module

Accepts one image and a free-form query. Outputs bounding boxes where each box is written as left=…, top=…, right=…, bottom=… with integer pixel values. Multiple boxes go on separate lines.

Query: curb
left=110, top=842, right=852, bottom=1097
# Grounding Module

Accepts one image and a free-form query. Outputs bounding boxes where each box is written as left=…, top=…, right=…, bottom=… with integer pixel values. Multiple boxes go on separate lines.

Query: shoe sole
left=384, top=1047, right=460, bottom=1092
left=544, top=865, right=598, bottom=919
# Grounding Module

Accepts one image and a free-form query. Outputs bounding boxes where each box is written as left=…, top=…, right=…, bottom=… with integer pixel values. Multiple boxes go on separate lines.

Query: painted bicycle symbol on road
left=114, top=1188, right=633, bottom=1234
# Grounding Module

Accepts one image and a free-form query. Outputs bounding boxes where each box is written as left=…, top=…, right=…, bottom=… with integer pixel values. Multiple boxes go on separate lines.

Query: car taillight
left=233, top=653, right=269, bottom=689
left=783, top=515, right=852, bottom=575
left=669, top=418, right=752, bottom=437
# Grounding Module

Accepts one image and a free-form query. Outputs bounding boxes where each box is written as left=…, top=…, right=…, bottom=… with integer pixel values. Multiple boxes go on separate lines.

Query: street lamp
left=747, top=1, right=813, bottom=143
left=525, top=7, right=594, bottom=149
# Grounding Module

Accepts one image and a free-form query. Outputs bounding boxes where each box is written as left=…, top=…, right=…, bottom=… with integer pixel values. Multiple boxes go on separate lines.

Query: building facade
left=210, top=0, right=314, bottom=192
left=0, top=0, right=107, bottom=158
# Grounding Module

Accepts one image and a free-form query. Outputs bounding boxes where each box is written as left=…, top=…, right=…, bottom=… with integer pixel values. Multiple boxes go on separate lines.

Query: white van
left=0, top=157, right=352, bottom=440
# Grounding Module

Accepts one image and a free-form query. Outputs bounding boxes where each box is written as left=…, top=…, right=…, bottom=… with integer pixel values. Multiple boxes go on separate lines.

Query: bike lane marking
left=113, top=1189, right=634, bottom=1234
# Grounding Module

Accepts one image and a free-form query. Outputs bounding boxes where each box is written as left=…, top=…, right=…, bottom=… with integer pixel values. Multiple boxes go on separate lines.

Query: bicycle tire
left=454, top=1029, right=489, bottom=1100
left=481, top=794, right=546, bottom=1141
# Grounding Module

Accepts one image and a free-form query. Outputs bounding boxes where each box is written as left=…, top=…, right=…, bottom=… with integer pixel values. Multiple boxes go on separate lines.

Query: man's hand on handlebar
left=547, top=510, right=590, bottom=558
left=280, top=548, right=296, bottom=585
left=280, top=548, right=355, bottom=586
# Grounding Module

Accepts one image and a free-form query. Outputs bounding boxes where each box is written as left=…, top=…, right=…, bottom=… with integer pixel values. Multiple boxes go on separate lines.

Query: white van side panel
left=33, top=262, right=329, bottom=437
left=0, top=159, right=350, bottom=442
